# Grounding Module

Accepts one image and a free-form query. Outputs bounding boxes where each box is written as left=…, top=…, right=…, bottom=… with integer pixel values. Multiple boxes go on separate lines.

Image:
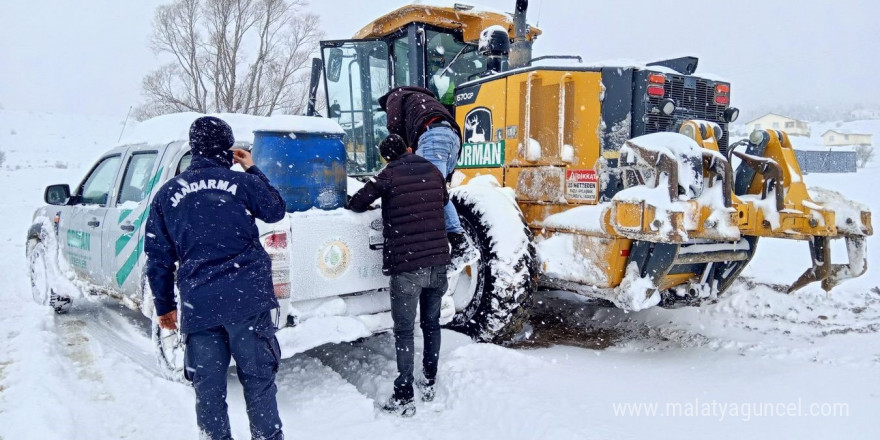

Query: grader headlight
left=660, top=98, right=676, bottom=116
left=722, top=107, right=740, bottom=123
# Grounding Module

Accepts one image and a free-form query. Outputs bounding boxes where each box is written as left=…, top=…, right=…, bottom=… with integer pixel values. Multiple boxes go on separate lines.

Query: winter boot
left=448, top=232, right=479, bottom=275
left=416, top=377, right=436, bottom=402
left=380, top=387, right=416, bottom=417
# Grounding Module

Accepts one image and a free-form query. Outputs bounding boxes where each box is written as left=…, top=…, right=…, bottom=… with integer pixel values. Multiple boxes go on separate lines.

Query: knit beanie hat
left=379, top=134, right=408, bottom=162
left=189, top=116, right=234, bottom=155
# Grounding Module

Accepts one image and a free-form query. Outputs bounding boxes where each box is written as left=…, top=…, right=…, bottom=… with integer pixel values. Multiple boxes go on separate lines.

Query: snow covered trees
left=135, top=0, right=323, bottom=120
left=854, top=145, right=874, bottom=169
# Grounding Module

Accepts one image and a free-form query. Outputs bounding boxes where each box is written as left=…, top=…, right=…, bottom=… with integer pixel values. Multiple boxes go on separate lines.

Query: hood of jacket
left=378, top=86, right=436, bottom=111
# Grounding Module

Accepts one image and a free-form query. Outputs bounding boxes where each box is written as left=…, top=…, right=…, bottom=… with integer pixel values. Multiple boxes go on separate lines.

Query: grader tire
left=446, top=192, right=536, bottom=344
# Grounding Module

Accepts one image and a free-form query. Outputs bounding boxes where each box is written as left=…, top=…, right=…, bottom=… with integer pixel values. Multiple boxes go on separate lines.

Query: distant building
left=822, top=130, right=872, bottom=147
left=745, top=113, right=811, bottom=137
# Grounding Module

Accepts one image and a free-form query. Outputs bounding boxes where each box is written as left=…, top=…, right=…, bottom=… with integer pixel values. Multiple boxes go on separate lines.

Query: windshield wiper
left=436, top=44, right=474, bottom=77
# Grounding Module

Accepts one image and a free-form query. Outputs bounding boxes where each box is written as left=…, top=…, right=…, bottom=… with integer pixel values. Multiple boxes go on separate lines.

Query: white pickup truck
left=26, top=113, right=535, bottom=380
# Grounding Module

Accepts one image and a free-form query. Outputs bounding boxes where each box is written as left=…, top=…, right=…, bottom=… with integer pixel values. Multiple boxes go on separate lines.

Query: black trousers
left=389, top=265, right=448, bottom=398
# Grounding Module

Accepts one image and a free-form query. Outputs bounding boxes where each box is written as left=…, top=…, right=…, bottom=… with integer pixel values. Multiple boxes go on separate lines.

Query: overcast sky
left=1, top=0, right=877, bottom=118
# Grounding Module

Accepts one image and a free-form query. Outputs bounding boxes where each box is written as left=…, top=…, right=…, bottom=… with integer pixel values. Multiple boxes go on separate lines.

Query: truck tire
left=26, top=237, right=71, bottom=314
left=143, top=276, right=186, bottom=382
left=446, top=188, right=536, bottom=344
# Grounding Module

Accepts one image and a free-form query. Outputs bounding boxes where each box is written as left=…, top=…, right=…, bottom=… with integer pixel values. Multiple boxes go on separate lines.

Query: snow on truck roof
left=118, top=112, right=344, bottom=147
left=410, top=0, right=509, bottom=15
left=355, top=1, right=541, bottom=41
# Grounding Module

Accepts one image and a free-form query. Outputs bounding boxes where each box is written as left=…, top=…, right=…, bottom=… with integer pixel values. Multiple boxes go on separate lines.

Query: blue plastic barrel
left=251, top=130, right=347, bottom=212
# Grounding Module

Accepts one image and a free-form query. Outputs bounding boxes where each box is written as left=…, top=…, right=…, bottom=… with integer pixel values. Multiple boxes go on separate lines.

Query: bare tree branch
left=136, top=0, right=322, bottom=119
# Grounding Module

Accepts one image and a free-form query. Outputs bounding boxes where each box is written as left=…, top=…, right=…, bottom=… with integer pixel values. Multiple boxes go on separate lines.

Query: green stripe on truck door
left=115, top=207, right=151, bottom=256
left=116, top=237, right=144, bottom=286
left=115, top=167, right=164, bottom=256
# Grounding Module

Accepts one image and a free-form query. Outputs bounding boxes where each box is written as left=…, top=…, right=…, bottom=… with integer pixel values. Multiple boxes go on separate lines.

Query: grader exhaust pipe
left=509, top=0, right=532, bottom=69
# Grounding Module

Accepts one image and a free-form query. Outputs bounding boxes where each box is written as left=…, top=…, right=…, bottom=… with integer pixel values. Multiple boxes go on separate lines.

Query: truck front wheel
left=26, top=237, right=71, bottom=314
left=151, top=308, right=186, bottom=382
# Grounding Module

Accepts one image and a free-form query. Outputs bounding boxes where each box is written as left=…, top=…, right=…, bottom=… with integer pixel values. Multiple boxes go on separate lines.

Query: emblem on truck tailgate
left=317, top=239, right=350, bottom=278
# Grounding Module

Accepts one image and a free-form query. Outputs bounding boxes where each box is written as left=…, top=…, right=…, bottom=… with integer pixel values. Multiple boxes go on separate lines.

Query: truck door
left=321, top=39, right=390, bottom=175
left=103, top=145, right=165, bottom=294
left=59, top=152, right=124, bottom=284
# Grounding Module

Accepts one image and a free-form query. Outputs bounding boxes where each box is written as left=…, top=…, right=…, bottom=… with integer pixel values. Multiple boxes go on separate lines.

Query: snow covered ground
left=1, top=110, right=878, bottom=439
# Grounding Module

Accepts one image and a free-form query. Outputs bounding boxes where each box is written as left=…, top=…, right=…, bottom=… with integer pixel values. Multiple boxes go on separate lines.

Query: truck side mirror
left=326, top=48, right=344, bottom=83
left=45, top=184, right=71, bottom=205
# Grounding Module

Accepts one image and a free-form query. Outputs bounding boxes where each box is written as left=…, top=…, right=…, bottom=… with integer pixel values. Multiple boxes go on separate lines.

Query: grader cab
left=308, top=0, right=872, bottom=314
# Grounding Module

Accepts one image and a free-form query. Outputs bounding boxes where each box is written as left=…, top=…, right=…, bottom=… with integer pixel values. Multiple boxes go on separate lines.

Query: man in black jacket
left=348, top=134, right=450, bottom=417
left=146, top=116, right=286, bottom=440
left=378, top=86, right=476, bottom=271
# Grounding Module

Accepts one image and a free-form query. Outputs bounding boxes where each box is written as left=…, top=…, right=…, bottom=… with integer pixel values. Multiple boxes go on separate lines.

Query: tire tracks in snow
left=57, top=319, right=104, bottom=384
left=45, top=300, right=197, bottom=438
left=63, top=300, right=161, bottom=375
left=520, top=283, right=880, bottom=367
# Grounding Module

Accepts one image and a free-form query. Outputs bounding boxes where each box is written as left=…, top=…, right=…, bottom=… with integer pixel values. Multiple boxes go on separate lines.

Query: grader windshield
left=320, top=24, right=488, bottom=175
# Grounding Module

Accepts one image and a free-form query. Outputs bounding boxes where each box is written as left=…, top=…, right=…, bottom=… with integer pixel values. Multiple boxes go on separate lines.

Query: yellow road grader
left=306, top=0, right=872, bottom=341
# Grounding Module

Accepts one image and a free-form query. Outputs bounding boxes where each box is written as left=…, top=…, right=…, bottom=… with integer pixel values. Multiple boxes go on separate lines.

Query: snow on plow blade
left=537, top=122, right=871, bottom=311
left=611, top=131, right=740, bottom=245
left=617, top=125, right=874, bottom=295
left=567, top=124, right=873, bottom=303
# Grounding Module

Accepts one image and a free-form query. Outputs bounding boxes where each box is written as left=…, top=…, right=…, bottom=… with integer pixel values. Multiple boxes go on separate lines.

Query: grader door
left=321, top=39, right=390, bottom=175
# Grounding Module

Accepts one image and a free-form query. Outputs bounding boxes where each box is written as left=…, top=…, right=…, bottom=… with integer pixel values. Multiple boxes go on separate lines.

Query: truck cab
left=46, top=143, right=170, bottom=297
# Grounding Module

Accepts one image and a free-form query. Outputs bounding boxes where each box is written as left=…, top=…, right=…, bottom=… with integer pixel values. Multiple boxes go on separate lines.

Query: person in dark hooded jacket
left=378, top=86, right=477, bottom=271
left=348, top=134, right=450, bottom=417
left=145, top=116, right=286, bottom=440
